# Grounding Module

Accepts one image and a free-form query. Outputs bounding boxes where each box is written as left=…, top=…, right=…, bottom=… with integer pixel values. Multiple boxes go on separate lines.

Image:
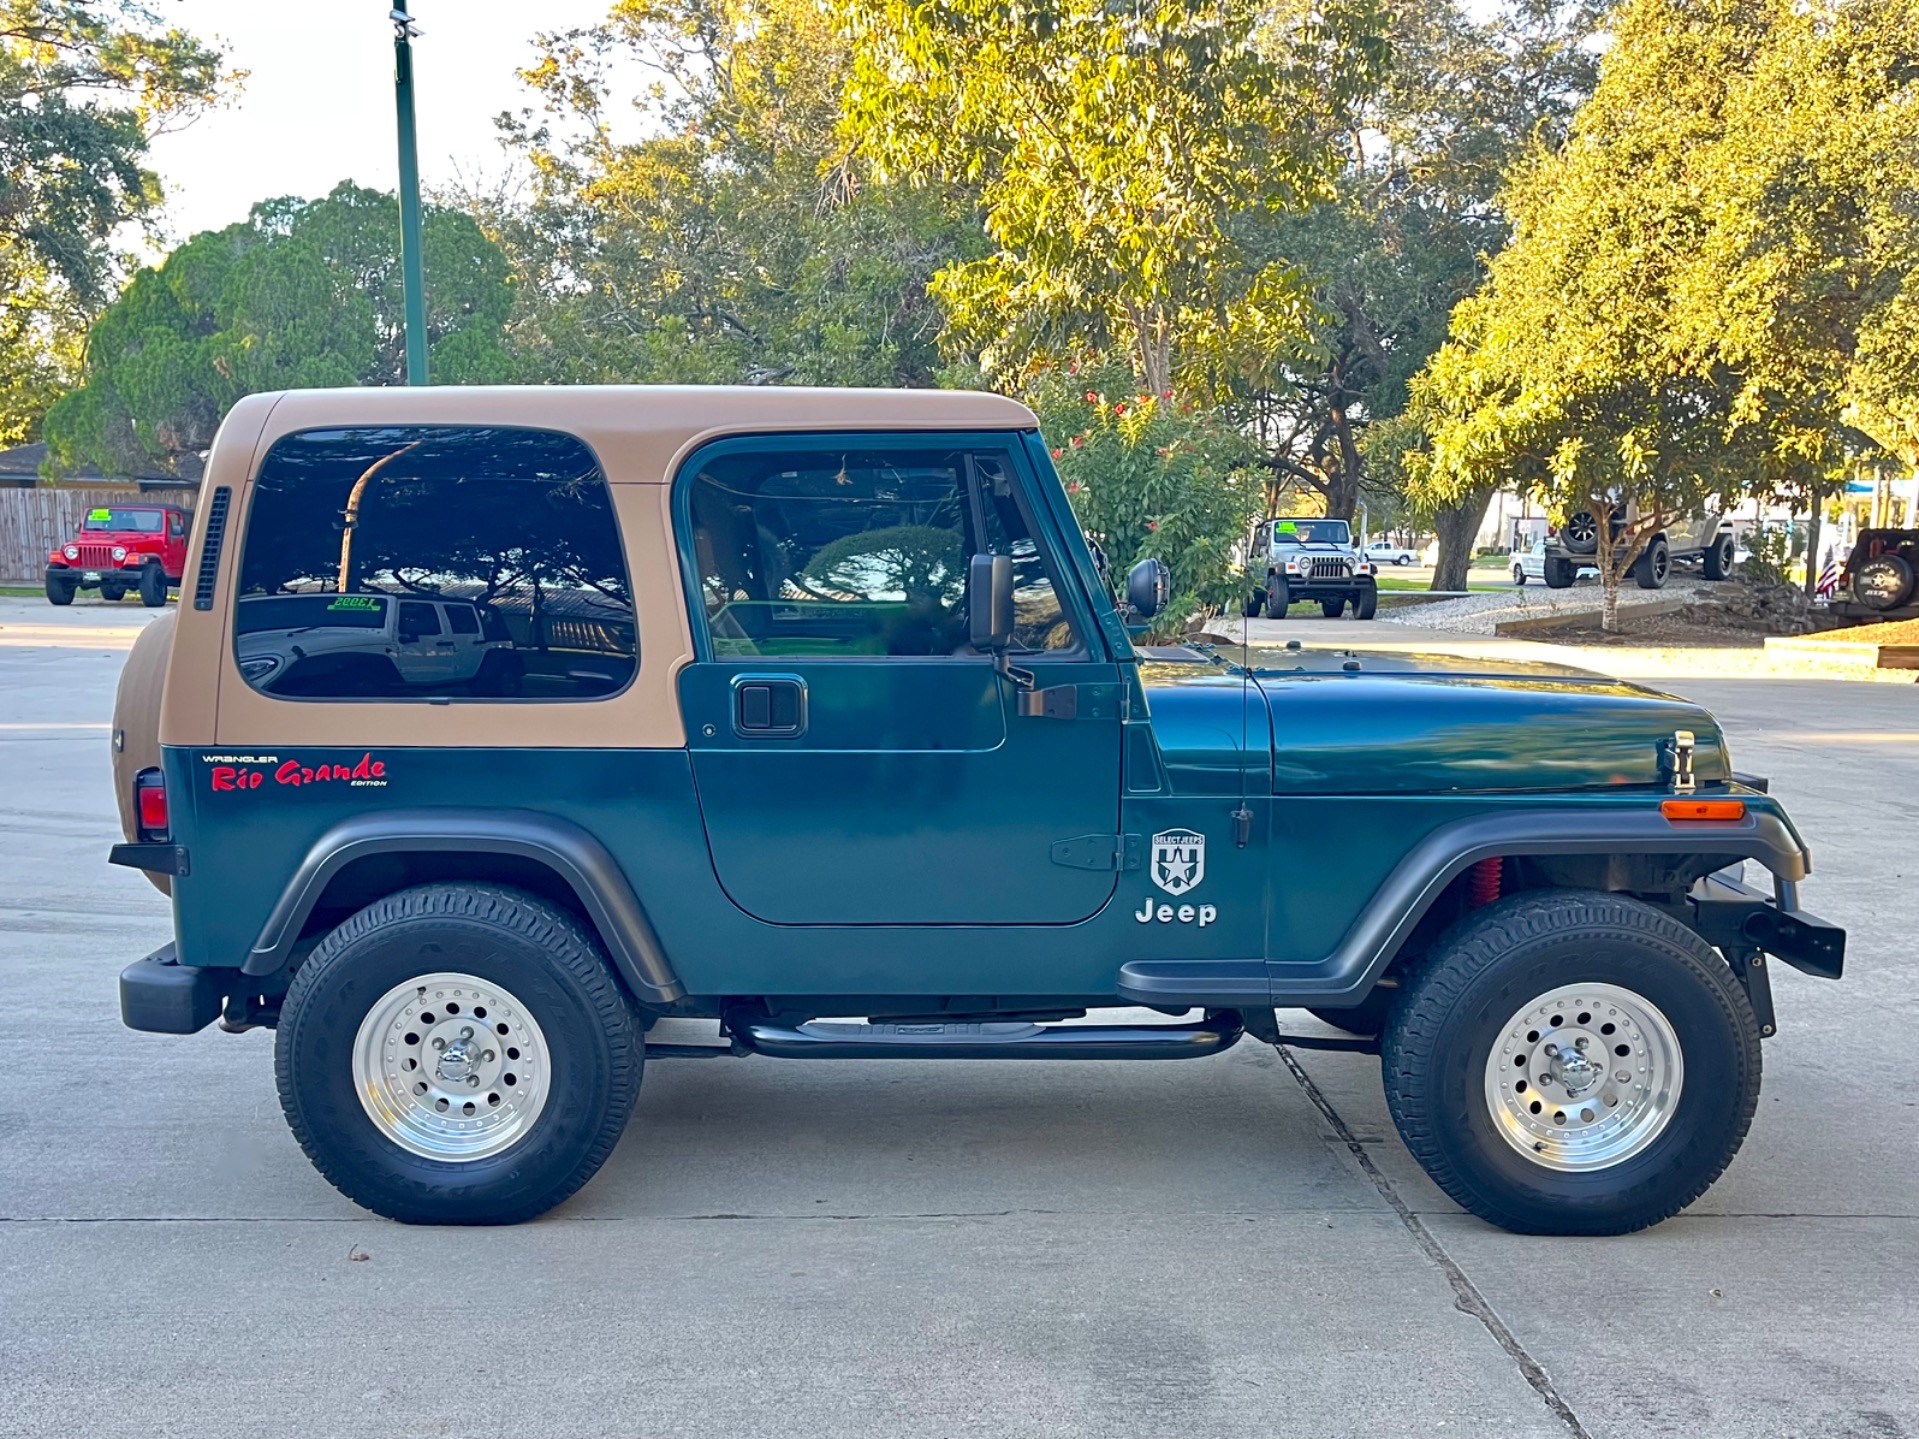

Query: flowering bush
left=1029, top=360, right=1258, bottom=628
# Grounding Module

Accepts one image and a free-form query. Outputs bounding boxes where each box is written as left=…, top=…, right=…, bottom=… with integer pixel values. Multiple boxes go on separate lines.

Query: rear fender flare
left=241, top=808, right=684, bottom=1006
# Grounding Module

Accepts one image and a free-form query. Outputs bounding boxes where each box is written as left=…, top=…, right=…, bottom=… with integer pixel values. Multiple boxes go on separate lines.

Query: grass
left=1375, top=576, right=1506, bottom=592
left=0, top=586, right=46, bottom=598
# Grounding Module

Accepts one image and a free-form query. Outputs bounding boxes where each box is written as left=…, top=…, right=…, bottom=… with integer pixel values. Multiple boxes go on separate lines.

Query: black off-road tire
left=1320, top=598, right=1344, bottom=619
left=1702, top=533, right=1735, bottom=581
left=137, top=562, right=168, bottom=607
left=1633, top=536, right=1670, bottom=590
left=1381, top=890, right=1760, bottom=1236
left=1560, top=511, right=1600, bottom=556
left=1242, top=591, right=1265, bottom=619
left=1543, top=557, right=1576, bottom=589
left=1351, top=584, right=1378, bottom=620
left=100, top=579, right=128, bottom=601
left=275, top=884, right=644, bottom=1225
left=1266, top=576, right=1291, bottom=618
left=45, top=572, right=77, bottom=605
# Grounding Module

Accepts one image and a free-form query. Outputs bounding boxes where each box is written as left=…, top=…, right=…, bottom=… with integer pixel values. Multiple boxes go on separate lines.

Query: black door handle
left=733, top=675, right=807, bottom=737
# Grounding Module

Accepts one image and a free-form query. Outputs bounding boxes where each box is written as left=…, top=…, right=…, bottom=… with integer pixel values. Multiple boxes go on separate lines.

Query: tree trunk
left=1802, top=483, right=1825, bottom=597
left=1430, top=485, right=1494, bottom=591
left=1323, top=407, right=1363, bottom=521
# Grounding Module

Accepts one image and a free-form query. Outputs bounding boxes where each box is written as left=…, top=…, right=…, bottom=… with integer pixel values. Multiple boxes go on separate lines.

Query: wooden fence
left=0, top=487, right=193, bottom=587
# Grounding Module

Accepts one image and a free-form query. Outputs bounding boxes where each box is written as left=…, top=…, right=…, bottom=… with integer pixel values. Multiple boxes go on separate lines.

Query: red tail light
left=135, top=769, right=169, bottom=840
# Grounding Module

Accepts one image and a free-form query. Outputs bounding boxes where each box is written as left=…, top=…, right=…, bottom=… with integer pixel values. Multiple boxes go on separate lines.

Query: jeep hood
left=1251, top=648, right=1728, bottom=794
left=1135, top=646, right=1727, bottom=796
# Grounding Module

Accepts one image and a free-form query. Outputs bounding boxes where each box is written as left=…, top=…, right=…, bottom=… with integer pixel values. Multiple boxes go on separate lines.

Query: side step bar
left=727, top=1012, right=1243, bottom=1060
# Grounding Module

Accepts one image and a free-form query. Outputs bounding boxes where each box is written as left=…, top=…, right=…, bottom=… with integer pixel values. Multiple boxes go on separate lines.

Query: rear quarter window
left=232, top=425, right=636, bottom=701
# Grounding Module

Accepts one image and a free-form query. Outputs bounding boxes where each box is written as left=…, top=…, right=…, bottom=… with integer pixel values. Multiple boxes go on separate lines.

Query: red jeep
left=45, top=503, right=190, bottom=606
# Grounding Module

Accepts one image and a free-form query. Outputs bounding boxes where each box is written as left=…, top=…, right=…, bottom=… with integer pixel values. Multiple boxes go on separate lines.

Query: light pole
left=390, top=4, right=429, bottom=385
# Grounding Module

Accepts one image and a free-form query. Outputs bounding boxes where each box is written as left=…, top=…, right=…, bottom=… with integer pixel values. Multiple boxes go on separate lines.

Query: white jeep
left=235, top=593, right=523, bottom=697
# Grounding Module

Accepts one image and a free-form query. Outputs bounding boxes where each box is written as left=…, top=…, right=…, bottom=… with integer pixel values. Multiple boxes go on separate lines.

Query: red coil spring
left=1468, top=857, right=1503, bottom=908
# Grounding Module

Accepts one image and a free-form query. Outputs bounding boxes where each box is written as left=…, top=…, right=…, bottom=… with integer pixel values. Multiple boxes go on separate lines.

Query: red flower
left=1070, top=435, right=1084, bottom=448
left=1068, top=362, right=1079, bottom=374
left=1146, top=520, right=1160, bottom=532
left=1161, top=390, right=1174, bottom=400
left=1114, top=402, right=1128, bottom=417
left=1085, top=390, right=1099, bottom=403
left=1066, top=481, right=1082, bottom=494
left=1051, top=447, right=1062, bottom=459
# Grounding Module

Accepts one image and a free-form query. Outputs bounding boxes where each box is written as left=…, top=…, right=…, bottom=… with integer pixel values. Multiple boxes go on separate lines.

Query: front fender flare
left=241, top=808, right=684, bottom=1006
left=1119, top=805, right=1812, bottom=1009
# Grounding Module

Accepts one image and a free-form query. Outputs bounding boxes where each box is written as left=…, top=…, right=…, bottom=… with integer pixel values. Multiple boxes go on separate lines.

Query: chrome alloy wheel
left=353, top=972, right=550, bottom=1161
left=1482, top=982, right=1683, bottom=1172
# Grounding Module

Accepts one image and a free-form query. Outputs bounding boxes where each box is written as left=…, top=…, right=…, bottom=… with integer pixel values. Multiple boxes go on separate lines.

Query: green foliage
left=1031, top=361, right=1260, bottom=622
left=43, top=184, right=514, bottom=476
left=493, top=0, right=976, bottom=388
left=0, top=0, right=231, bottom=441
left=1405, top=0, right=1919, bottom=626
left=837, top=0, right=1388, bottom=397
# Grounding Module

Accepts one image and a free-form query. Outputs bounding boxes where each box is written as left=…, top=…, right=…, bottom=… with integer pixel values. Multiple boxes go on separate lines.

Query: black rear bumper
left=121, top=944, right=224, bottom=1033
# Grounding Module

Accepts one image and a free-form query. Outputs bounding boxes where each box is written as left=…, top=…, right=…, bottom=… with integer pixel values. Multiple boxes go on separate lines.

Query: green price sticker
left=1276, top=520, right=1299, bottom=533
left=327, top=595, right=383, bottom=611
left=88, top=508, right=112, bottom=523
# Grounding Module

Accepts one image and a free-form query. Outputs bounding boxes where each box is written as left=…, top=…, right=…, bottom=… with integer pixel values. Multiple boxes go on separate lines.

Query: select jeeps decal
left=1150, top=830, right=1205, bottom=896
left=1136, top=828, right=1216, bottom=926
left=202, top=752, right=390, bottom=790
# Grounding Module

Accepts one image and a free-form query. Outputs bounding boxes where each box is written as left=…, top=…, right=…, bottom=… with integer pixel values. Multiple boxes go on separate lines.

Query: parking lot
left=2, top=595, right=1914, bottom=1439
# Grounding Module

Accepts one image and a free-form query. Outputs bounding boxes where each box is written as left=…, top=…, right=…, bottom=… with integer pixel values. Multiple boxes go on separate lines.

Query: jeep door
left=675, top=432, right=1123, bottom=925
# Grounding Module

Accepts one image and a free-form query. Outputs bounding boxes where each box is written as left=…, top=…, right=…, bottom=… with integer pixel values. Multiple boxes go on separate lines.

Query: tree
left=43, top=184, right=514, bottom=477
left=1242, top=0, right=1597, bottom=558
left=836, top=0, right=1388, bottom=398
left=1404, top=0, right=1919, bottom=627
left=0, top=0, right=231, bottom=441
left=1030, top=359, right=1261, bottom=625
left=492, top=0, right=975, bottom=389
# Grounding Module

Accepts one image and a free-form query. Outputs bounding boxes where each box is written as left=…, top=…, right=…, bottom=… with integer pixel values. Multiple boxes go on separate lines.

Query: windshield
left=235, top=594, right=390, bottom=634
left=80, top=508, right=164, bottom=533
left=1272, top=519, right=1351, bottom=546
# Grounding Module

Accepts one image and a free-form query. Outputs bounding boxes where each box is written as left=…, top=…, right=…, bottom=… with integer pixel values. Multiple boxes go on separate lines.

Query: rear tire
left=45, top=572, right=76, bottom=606
left=1242, top=591, right=1265, bottom=619
left=1702, top=533, right=1735, bottom=581
left=275, top=884, right=644, bottom=1224
left=1543, top=557, right=1576, bottom=589
left=1320, top=599, right=1344, bottom=619
left=1381, top=890, right=1759, bottom=1236
left=137, top=562, right=167, bottom=607
left=1633, top=536, right=1670, bottom=590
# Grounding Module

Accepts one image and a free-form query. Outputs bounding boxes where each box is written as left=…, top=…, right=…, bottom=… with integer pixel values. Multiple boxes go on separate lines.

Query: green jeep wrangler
left=109, top=386, right=1845, bottom=1235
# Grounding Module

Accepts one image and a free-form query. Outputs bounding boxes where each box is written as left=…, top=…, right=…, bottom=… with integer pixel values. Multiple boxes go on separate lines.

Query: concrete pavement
left=1, top=596, right=1914, bottom=1438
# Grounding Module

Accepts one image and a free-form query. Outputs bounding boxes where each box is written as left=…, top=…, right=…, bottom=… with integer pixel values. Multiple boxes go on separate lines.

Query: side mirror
left=1126, top=557, right=1169, bottom=620
left=968, top=553, right=1014, bottom=650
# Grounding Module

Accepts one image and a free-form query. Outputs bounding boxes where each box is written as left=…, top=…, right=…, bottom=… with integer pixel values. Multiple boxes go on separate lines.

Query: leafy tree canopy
left=43, top=183, right=514, bottom=476
left=0, top=0, right=231, bottom=441
left=493, top=0, right=978, bottom=388
left=836, top=0, right=1389, bottom=398
left=1405, top=0, right=1919, bottom=625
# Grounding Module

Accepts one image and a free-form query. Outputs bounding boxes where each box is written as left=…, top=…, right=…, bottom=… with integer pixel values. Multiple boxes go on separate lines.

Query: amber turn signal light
left=1660, top=799, right=1746, bottom=822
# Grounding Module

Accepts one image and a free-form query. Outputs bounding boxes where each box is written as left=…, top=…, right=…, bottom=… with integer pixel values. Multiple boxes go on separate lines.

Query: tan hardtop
left=156, top=385, right=1040, bottom=753
left=247, top=385, right=1040, bottom=484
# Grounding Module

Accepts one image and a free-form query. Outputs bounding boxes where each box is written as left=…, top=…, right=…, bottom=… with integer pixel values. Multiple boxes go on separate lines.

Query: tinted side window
left=689, top=445, right=978, bottom=657
left=235, top=426, right=635, bottom=700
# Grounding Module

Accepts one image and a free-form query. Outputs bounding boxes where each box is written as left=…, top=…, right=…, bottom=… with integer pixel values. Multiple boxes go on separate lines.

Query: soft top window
left=234, top=425, right=635, bottom=702
left=82, top=508, right=165, bottom=532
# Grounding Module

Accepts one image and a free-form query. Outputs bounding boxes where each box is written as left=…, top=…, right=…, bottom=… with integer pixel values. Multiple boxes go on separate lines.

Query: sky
left=142, top=0, right=620, bottom=245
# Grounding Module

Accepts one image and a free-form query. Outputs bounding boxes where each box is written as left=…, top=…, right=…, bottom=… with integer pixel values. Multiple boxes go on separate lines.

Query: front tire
left=1266, top=575, right=1291, bottom=618
left=275, top=884, right=644, bottom=1224
left=45, top=571, right=77, bottom=605
left=137, top=562, right=168, bottom=607
left=1382, top=890, right=1759, bottom=1236
left=1320, top=598, right=1344, bottom=619
left=1512, top=566, right=1527, bottom=587
left=1351, top=583, right=1378, bottom=620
